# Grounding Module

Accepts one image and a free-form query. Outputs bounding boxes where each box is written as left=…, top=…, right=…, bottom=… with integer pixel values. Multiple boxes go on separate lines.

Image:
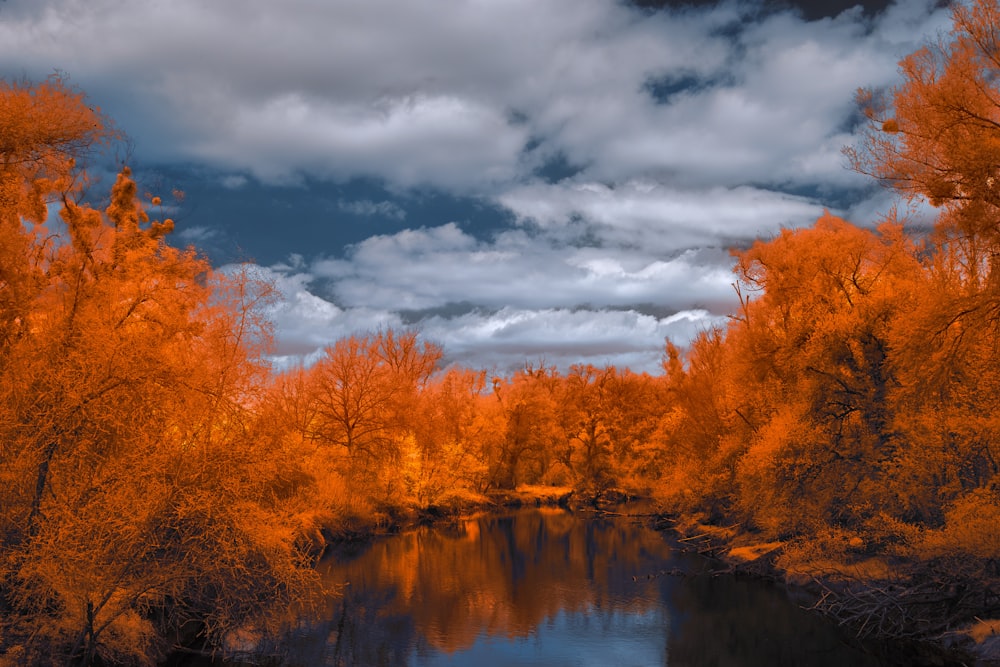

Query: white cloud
left=0, top=0, right=951, bottom=192
left=245, top=266, right=401, bottom=360
left=570, top=2, right=950, bottom=189
left=846, top=187, right=940, bottom=232
left=338, top=198, right=407, bottom=220
left=184, top=93, right=528, bottom=187
left=240, top=258, right=728, bottom=374
left=175, top=225, right=219, bottom=244
left=422, top=307, right=725, bottom=374
left=497, top=180, right=826, bottom=252
left=0, top=0, right=957, bottom=371
left=309, top=222, right=736, bottom=314
left=220, top=174, right=249, bottom=190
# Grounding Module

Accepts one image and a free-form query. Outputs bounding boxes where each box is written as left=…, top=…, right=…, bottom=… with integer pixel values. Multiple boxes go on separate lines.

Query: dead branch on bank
left=805, top=565, right=1000, bottom=641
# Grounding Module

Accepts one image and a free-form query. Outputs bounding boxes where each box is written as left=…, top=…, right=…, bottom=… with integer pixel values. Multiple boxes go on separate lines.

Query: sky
left=0, top=0, right=953, bottom=374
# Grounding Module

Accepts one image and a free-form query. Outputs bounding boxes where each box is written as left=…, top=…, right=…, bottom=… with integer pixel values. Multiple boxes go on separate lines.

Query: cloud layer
left=0, top=0, right=948, bottom=189
left=0, top=0, right=954, bottom=372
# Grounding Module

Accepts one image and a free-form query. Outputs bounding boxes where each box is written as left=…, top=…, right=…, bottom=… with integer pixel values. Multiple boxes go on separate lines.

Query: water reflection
left=281, top=508, right=883, bottom=667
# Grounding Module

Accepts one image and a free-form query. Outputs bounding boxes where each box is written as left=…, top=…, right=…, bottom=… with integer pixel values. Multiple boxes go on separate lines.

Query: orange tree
left=0, top=75, right=112, bottom=356
left=727, top=215, right=922, bottom=536
left=848, top=0, right=1000, bottom=538
left=0, top=79, right=318, bottom=666
left=653, top=216, right=922, bottom=536
left=488, top=365, right=563, bottom=490
left=306, top=330, right=442, bottom=503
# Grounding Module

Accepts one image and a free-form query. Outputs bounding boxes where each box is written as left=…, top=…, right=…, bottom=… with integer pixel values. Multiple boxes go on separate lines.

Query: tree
left=555, top=365, right=660, bottom=495
left=556, top=365, right=615, bottom=492
left=848, top=0, right=1000, bottom=298
left=728, top=215, right=921, bottom=534
left=405, top=368, right=493, bottom=502
left=600, top=369, right=664, bottom=492
left=652, top=328, right=745, bottom=519
left=0, top=74, right=112, bottom=354
left=308, top=330, right=442, bottom=498
left=849, top=0, right=1000, bottom=207
left=886, top=249, right=1000, bottom=524
left=0, top=79, right=319, bottom=664
left=846, top=0, right=1000, bottom=530
left=488, top=365, right=562, bottom=490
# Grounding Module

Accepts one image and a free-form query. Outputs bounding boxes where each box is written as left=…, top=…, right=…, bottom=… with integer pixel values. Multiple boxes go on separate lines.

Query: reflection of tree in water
left=292, top=510, right=887, bottom=667
left=666, top=574, right=883, bottom=667
left=306, top=508, right=675, bottom=661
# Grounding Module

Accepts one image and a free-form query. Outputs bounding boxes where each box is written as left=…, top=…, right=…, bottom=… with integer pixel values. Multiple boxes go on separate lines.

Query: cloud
left=421, top=307, right=725, bottom=373
left=308, top=222, right=737, bottom=314
left=175, top=225, right=219, bottom=244
left=220, top=174, right=249, bottom=190
left=244, top=266, right=400, bottom=364
left=183, top=93, right=528, bottom=188
left=0, top=0, right=957, bottom=372
left=252, top=208, right=737, bottom=372
left=338, top=198, right=407, bottom=220
left=250, top=255, right=726, bottom=373
left=560, top=2, right=951, bottom=190
left=0, top=0, right=950, bottom=193
left=845, top=186, right=940, bottom=232
left=497, top=180, right=826, bottom=252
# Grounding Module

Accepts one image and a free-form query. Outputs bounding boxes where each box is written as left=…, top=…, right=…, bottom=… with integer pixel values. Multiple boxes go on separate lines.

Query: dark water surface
left=268, top=507, right=895, bottom=667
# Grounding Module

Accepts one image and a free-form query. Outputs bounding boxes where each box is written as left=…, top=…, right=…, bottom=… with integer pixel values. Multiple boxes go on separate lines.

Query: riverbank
left=311, top=484, right=577, bottom=547
left=659, top=513, right=1000, bottom=667
left=309, top=488, right=1000, bottom=665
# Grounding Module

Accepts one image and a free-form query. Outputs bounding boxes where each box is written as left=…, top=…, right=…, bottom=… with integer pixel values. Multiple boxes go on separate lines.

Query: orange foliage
left=0, top=74, right=112, bottom=222
left=556, top=364, right=662, bottom=494
left=849, top=0, right=1000, bottom=284
left=0, top=75, right=113, bottom=355
left=12, top=20, right=1000, bottom=656
left=0, top=80, right=317, bottom=666
left=489, top=365, right=564, bottom=489
left=649, top=5, right=1000, bottom=572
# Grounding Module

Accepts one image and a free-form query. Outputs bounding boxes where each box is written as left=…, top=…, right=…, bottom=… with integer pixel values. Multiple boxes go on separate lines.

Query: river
left=239, top=506, right=911, bottom=667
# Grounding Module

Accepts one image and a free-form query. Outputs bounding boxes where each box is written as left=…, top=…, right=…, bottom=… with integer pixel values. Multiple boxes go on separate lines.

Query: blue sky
left=0, top=0, right=950, bottom=373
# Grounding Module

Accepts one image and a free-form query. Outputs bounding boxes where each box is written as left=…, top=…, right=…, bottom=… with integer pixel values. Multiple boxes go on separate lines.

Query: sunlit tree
left=652, top=329, right=745, bottom=519
left=0, top=78, right=319, bottom=665
left=308, top=330, right=442, bottom=499
left=488, top=365, right=563, bottom=490
left=729, top=215, right=921, bottom=535
left=406, top=367, right=493, bottom=503
left=0, top=74, right=112, bottom=356
left=847, top=0, right=1000, bottom=540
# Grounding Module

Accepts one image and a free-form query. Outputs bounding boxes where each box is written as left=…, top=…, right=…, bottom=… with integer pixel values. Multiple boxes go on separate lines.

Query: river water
left=268, top=506, right=900, bottom=667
